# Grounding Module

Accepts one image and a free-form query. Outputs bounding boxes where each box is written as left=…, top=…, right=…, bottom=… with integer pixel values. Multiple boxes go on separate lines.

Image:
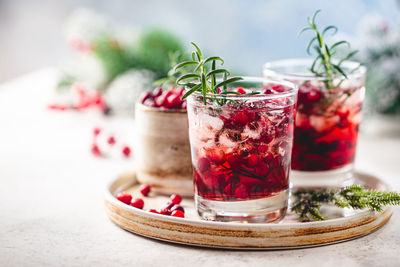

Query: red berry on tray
left=170, top=194, right=182, bottom=205
left=149, top=209, right=158, bottom=213
left=140, top=91, right=153, bottom=104
left=139, top=184, right=151, bottom=196
left=107, top=136, right=116, bottom=145
left=116, top=192, right=132, bottom=205
left=171, top=205, right=185, bottom=213
left=91, top=143, right=102, bottom=157
left=160, top=208, right=172, bottom=215
left=131, top=198, right=144, bottom=209
left=171, top=210, right=185, bottom=218
left=122, top=146, right=131, bottom=158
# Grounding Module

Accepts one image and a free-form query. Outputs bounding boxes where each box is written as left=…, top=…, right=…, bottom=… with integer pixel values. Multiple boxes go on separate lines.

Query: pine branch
left=291, top=185, right=400, bottom=221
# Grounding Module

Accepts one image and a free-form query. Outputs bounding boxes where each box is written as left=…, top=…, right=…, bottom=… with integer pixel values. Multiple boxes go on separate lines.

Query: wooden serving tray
left=104, top=171, right=393, bottom=249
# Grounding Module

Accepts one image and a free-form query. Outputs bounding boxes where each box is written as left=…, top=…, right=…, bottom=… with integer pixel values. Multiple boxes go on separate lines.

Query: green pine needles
left=292, top=185, right=400, bottom=221
left=299, top=10, right=359, bottom=89
left=173, top=42, right=245, bottom=105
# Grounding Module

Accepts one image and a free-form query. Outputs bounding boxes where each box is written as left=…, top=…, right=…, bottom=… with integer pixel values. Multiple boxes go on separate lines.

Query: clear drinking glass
left=263, top=59, right=366, bottom=186
left=186, top=77, right=298, bottom=222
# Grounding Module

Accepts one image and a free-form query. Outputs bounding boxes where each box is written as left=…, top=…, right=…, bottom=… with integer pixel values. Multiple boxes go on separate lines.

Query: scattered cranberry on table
left=116, top=192, right=132, bottom=205
left=139, top=87, right=186, bottom=110
left=122, top=146, right=131, bottom=158
left=139, top=184, right=151, bottom=197
left=107, top=136, right=116, bottom=145
left=131, top=198, right=144, bottom=209
left=91, top=143, right=102, bottom=157
left=170, top=194, right=182, bottom=205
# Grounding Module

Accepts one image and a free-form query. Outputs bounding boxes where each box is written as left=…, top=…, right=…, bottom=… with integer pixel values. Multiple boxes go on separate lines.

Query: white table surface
left=1, top=69, right=399, bottom=267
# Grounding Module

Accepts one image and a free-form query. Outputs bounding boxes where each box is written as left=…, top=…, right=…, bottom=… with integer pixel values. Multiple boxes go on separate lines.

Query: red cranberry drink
left=186, top=78, right=297, bottom=222
left=264, top=59, right=366, bottom=177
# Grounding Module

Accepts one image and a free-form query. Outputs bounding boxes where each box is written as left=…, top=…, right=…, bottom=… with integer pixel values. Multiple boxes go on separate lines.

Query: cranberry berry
left=139, top=184, right=151, bottom=196
left=171, top=210, right=185, bottom=218
left=131, top=198, right=144, bottom=209
left=116, top=192, right=132, bottom=205
left=170, top=194, right=182, bottom=205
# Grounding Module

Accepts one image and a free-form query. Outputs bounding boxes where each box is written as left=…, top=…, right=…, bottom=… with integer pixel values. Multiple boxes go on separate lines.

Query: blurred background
left=0, top=0, right=399, bottom=113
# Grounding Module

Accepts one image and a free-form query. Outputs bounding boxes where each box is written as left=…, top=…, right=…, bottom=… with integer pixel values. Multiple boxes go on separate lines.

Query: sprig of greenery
left=299, top=10, right=359, bottom=89
left=174, top=42, right=243, bottom=105
left=292, top=185, right=400, bottom=221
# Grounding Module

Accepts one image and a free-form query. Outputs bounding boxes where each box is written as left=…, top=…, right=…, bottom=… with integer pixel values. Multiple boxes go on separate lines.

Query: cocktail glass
left=263, top=59, right=366, bottom=186
left=186, top=77, right=298, bottom=222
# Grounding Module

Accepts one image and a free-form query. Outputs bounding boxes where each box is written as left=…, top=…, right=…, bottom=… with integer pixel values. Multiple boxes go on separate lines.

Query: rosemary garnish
left=174, top=42, right=245, bottom=105
left=292, top=185, right=400, bottom=221
left=299, top=10, right=359, bottom=89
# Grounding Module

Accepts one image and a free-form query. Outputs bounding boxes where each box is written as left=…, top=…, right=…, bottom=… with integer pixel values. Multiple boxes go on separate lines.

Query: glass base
left=291, top=164, right=354, bottom=188
left=195, top=190, right=288, bottom=223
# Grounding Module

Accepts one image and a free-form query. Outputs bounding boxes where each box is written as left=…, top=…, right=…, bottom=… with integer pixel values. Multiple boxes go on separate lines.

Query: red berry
left=171, top=210, right=185, bottom=218
left=170, top=194, right=182, bottom=205
left=160, top=208, right=172, bottom=215
left=197, top=157, right=210, bottom=172
left=91, top=143, right=101, bottom=157
left=153, top=87, right=163, bottom=97
left=245, top=154, right=259, bottom=167
left=116, top=192, right=132, bottom=205
left=167, top=93, right=182, bottom=109
left=131, top=198, right=144, bottom=209
left=171, top=205, right=185, bottom=213
left=149, top=209, right=158, bottom=213
left=257, top=144, right=269, bottom=153
left=231, top=112, right=248, bottom=127
left=93, top=127, right=101, bottom=137
left=207, top=148, right=226, bottom=165
left=140, top=91, right=153, bottom=104
left=306, top=88, right=322, bottom=102
left=255, top=162, right=270, bottom=177
left=235, top=184, right=250, bottom=199
left=237, top=87, right=246, bottom=94
left=107, top=136, right=116, bottom=145
left=139, top=184, right=151, bottom=196
left=164, top=202, right=175, bottom=210
left=226, top=153, right=243, bottom=169
left=122, top=146, right=131, bottom=158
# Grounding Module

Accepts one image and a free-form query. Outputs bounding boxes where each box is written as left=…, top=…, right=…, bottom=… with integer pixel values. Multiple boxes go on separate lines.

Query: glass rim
left=189, top=76, right=298, bottom=101
left=263, top=58, right=366, bottom=81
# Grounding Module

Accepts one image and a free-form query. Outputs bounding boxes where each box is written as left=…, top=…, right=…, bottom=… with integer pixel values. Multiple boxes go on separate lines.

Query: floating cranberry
left=207, top=148, right=226, bottom=165
left=226, top=153, right=243, bottom=169
left=122, top=146, right=131, bottom=158
left=245, top=154, right=259, bottom=167
left=107, top=136, right=116, bottom=145
left=197, top=157, right=210, bottom=172
left=170, top=194, right=182, bottom=205
left=306, top=88, right=322, bottom=102
left=231, top=112, right=248, bottom=127
left=171, top=210, right=185, bottom=218
left=257, top=144, right=269, bottom=153
left=131, top=198, right=144, bottom=209
left=91, top=143, right=101, bottom=157
left=139, top=184, right=151, bottom=196
left=237, top=87, right=246, bottom=94
left=255, top=162, right=269, bottom=177
left=116, top=192, right=132, bottom=205
left=235, top=184, right=250, bottom=199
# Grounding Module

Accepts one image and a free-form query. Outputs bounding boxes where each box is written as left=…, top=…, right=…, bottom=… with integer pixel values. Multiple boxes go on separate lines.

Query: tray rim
left=104, top=171, right=394, bottom=249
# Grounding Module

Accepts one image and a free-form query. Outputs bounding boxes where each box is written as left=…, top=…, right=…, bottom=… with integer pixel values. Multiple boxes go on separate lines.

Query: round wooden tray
left=104, top=171, right=393, bottom=250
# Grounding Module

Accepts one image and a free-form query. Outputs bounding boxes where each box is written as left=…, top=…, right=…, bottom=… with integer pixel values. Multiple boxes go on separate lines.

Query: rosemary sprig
left=174, top=42, right=244, bottom=105
left=292, top=185, right=400, bottom=221
left=299, top=10, right=359, bottom=89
